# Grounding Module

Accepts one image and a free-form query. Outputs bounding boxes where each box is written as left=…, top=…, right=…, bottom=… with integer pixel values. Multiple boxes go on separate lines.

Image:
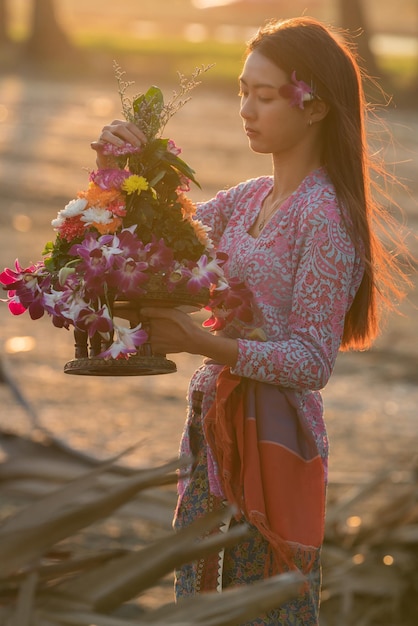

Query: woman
left=92, top=17, right=409, bottom=625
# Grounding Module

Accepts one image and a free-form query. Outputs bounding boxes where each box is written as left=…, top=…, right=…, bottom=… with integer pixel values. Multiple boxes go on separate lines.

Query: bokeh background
left=0, top=0, right=417, bottom=473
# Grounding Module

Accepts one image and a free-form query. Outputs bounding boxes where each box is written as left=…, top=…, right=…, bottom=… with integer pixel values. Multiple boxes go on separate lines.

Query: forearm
left=189, top=327, right=239, bottom=368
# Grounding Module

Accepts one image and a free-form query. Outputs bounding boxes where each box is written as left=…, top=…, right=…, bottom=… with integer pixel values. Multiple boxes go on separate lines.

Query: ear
left=308, top=98, right=329, bottom=124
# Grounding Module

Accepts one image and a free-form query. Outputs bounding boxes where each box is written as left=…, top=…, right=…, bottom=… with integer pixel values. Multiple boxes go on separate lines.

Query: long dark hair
left=247, top=17, right=412, bottom=351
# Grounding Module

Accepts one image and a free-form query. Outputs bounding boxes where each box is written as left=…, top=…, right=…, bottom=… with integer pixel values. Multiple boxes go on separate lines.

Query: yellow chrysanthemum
left=122, top=175, right=149, bottom=195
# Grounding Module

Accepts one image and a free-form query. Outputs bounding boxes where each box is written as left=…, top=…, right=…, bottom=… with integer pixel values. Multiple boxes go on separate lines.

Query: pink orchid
left=279, top=71, right=314, bottom=110
left=1, top=291, right=27, bottom=315
left=0, top=260, right=50, bottom=320
left=42, top=287, right=76, bottom=328
left=165, top=262, right=189, bottom=292
left=101, top=228, right=143, bottom=261
left=53, top=287, right=93, bottom=325
left=76, top=304, right=113, bottom=338
left=75, top=248, right=111, bottom=290
left=184, top=255, right=224, bottom=295
left=99, top=322, right=148, bottom=359
left=109, top=257, right=149, bottom=298
left=204, top=277, right=254, bottom=331
left=0, top=259, right=39, bottom=287
left=69, top=231, right=101, bottom=257
left=144, top=237, right=174, bottom=271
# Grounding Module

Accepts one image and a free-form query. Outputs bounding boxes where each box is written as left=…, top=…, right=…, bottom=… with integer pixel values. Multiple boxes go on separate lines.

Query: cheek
left=269, top=111, right=306, bottom=145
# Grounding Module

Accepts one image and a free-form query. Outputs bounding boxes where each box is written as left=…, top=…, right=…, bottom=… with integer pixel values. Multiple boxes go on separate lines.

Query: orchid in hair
left=279, top=71, right=316, bottom=110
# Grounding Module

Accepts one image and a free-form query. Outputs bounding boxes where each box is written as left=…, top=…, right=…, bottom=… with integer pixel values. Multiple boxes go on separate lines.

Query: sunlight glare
left=192, top=0, right=238, bottom=7
left=132, top=20, right=159, bottom=39
left=383, top=554, right=394, bottom=566
left=352, top=553, right=365, bottom=565
left=13, top=214, right=32, bottom=232
left=184, top=23, right=208, bottom=43
left=4, top=336, right=36, bottom=354
left=87, top=97, right=115, bottom=118
left=346, top=515, right=362, bottom=529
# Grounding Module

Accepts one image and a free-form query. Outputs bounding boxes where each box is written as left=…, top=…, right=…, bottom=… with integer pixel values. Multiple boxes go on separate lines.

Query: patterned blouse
left=179, top=167, right=364, bottom=497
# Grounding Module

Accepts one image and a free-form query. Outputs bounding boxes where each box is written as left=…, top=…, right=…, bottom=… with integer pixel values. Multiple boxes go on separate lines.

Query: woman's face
left=239, top=50, right=310, bottom=157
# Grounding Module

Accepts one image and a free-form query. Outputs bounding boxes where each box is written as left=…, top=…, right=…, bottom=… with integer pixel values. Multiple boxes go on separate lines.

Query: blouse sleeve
left=231, top=199, right=363, bottom=390
left=196, top=180, right=261, bottom=249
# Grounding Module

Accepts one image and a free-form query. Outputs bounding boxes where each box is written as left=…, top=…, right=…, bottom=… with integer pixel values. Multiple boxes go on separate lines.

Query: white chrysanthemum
left=51, top=215, right=65, bottom=229
left=80, top=207, right=113, bottom=225
left=51, top=197, right=88, bottom=228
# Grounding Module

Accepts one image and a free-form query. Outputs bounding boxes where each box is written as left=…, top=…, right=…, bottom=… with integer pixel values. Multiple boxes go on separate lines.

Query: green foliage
left=133, top=86, right=165, bottom=141
left=43, top=234, right=83, bottom=273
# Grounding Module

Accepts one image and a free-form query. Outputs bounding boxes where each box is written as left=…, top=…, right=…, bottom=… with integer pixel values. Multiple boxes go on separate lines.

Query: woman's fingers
left=93, top=120, right=146, bottom=149
left=139, top=307, right=197, bottom=355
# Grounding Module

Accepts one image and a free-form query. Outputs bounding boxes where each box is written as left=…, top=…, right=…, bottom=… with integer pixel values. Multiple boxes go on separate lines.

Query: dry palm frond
left=0, top=431, right=302, bottom=625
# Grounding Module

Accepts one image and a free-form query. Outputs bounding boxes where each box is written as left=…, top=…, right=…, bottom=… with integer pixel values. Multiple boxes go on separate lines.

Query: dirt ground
left=0, top=72, right=417, bottom=615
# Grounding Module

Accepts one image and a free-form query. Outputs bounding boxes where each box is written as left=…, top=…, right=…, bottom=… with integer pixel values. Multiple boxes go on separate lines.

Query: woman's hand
left=140, top=307, right=239, bottom=368
left=140, top=307, right=204, bottom=356
left=90, top=120, right=147, bottom=169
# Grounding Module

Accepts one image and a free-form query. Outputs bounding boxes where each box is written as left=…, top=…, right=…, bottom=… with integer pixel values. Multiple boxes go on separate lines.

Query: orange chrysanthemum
left=92, top=216, right=123, bottom=235
left=78, top=183, right=122, bottom=208
left=177, top=192, right=196, bottom=218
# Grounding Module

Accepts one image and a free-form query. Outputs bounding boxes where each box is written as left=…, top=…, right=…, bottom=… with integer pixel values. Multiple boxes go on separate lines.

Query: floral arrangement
left=0, top=66, right=253, bottom=361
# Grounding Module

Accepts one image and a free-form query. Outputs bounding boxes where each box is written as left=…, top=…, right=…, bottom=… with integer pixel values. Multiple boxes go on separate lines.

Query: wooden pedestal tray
left=63, top=277, right=209, bottom=376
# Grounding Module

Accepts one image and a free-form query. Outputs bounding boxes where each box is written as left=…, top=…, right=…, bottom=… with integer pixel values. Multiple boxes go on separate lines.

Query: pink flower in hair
left=279, top=71, right=315, bottom=110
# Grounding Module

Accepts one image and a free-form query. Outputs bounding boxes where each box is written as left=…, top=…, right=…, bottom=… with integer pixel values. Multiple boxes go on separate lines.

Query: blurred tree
left=24, top=0, right=74, bottom=62
left=0, top=0, right=10, bottom=46
left=338, top=0, right=381, bottom=77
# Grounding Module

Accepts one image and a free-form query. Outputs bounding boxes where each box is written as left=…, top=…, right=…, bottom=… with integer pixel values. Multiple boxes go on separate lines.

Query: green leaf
left=163, top=152, right=200, bottom=188
left=42, top=241, right=54, bottom=256
left=148, top=170, right=166, bottom=188
left=133, top=87, right=165, bottom=140
left=142, top=86, right=164, bottom=112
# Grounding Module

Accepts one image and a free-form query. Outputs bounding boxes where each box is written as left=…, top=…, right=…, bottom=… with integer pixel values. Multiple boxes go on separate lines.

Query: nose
left=239, top=97, right=255, bottom=121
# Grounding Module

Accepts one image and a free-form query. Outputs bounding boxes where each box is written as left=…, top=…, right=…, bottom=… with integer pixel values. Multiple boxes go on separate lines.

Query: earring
left=309, top=119, right=313, bottom=127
